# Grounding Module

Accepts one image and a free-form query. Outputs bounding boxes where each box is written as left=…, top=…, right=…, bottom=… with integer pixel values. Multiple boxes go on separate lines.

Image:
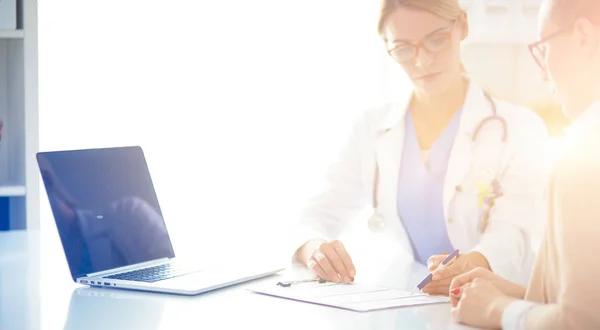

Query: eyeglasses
left=387, top=22, right=456, bottom=63
left=528, top=28, right=570, bottom=70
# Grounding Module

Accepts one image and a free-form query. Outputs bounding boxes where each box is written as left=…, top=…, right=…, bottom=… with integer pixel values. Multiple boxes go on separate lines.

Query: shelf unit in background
left=0, top=0, right=39, bottom=230
left=0, top=30, right=24, bottom=39
left=458, top=0, right=543, bottom=44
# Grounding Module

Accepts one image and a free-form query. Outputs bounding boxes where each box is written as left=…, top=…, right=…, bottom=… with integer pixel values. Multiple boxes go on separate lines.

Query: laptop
left=37, top=146, right=283, bottom=295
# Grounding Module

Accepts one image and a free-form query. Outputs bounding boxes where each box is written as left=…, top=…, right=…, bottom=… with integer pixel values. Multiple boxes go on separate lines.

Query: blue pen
left=414, top=249, right=460, bottom=291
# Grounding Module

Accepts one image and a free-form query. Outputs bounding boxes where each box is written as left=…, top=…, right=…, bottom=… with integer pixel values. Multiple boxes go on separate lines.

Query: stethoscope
left=368, top=91, right=507, bottom=233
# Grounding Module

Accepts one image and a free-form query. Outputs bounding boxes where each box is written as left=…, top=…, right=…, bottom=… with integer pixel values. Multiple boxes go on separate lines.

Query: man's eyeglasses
left=387, top=22, right=456, bottom=63
left=528, top=28, right=570, bottom=70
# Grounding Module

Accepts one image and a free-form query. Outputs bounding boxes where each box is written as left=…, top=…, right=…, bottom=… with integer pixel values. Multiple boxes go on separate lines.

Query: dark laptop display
left=37, top=146, right=175, bottom=281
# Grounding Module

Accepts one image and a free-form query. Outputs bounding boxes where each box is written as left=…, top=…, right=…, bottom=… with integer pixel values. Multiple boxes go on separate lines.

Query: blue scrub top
left=396, top=109, right=462, bottom=265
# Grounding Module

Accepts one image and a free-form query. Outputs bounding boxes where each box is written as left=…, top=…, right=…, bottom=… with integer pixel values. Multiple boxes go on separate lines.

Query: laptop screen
left=37, top=146, right=175, bottom=281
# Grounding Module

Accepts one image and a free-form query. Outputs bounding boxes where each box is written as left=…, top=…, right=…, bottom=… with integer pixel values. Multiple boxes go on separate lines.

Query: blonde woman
left=292, top=0, right=548, bottom=295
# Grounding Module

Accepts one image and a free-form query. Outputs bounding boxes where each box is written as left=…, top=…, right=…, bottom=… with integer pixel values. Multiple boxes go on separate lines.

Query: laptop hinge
left=85, top=258, right=171, bottom=278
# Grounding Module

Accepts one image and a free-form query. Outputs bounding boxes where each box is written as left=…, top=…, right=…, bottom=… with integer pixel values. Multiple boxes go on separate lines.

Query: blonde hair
left=377, top=0, right=467, bottom=72
left=377, top=0, right=462, bottom=37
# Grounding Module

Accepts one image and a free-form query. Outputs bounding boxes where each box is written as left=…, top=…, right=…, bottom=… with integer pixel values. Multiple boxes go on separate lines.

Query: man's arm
left=521, top=141, right=600, bottom=329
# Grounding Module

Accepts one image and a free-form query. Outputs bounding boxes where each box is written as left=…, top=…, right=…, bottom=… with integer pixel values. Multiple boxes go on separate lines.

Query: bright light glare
left=38, top=0, right=395, bottom=273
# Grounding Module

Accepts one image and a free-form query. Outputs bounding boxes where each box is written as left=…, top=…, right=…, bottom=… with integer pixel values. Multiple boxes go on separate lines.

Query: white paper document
left=247, top=282, right=449, bottom=312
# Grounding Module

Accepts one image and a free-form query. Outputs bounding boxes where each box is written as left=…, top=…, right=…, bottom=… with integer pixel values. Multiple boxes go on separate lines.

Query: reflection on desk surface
left=0, top=231, right=479, bottom=330
left=63, top=288, right=166, bottom=330
left=58, top=280, right=474, bottom=330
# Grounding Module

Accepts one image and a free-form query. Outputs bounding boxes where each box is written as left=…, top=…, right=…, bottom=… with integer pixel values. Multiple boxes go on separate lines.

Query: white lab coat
left=293, top=82, right=549, bottom=285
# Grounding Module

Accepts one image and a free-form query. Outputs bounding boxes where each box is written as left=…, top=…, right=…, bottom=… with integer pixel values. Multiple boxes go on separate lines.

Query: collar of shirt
left=565, top=99, right=600, bottom=139
left=547, top=100, right=600, bottom=166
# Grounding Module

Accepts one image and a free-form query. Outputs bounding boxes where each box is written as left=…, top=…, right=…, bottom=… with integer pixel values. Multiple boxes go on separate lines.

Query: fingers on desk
left=450, top=285, right=464, bottom=307
left=332, top=241, right=356, bottom=278
left=449, top=268, right=488, bottom=306
left=307, top=241, right=355, bottom=284
left=306, top=258, right=329, bottom=281
left=309, top=251, right=340, bottom=283
left=319, top=244, right=346, bottom=282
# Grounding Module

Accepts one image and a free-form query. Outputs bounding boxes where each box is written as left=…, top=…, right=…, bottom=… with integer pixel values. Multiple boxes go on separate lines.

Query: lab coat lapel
left=443, top=83, right=489, bottom=219
left=374, top=93, right=411, bottom=250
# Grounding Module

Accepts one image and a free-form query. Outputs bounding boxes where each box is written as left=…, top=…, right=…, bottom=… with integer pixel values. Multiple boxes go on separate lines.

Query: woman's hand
left=421, top=252, right=483, bottom=295
left=296, top=239, right=356, bottom=283
left=449, top=267, right=526, bottom=307
left=451, top=278, right=515, bottom=329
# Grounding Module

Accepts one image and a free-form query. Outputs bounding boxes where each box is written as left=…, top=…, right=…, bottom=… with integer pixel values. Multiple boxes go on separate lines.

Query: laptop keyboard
left=105, top=263, right=194, bottom=283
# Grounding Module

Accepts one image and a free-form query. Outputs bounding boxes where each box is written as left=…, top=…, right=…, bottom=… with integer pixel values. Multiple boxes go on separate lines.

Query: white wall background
left=38, top=0, right=407, bottom=267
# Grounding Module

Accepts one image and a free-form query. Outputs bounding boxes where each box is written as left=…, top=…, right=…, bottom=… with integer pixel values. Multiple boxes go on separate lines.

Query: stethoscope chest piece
left=368, top=213, right=386, bottom=233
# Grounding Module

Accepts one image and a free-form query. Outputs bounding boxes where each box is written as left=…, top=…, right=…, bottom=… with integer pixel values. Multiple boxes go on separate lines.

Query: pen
left=414, top=249, right=460, bottom=291
left=277, top=278, right=326, bottom=287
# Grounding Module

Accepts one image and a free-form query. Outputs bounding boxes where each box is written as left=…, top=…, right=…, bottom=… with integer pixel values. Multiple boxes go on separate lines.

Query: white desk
left=0, top=231, right=477, bottom=330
